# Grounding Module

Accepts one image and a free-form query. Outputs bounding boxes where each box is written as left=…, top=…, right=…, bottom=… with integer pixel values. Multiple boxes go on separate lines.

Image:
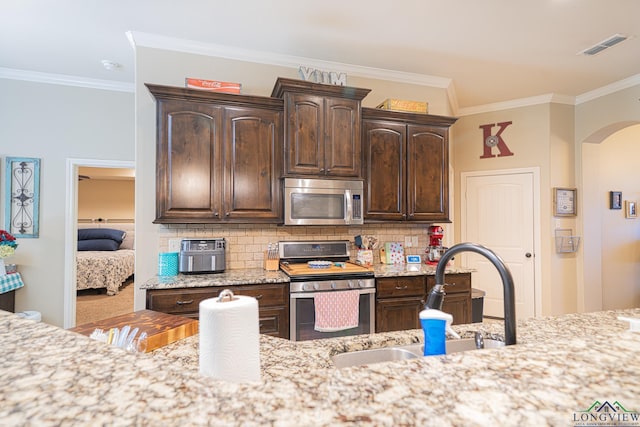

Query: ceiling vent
left=580, top=34, right=629, bottom=56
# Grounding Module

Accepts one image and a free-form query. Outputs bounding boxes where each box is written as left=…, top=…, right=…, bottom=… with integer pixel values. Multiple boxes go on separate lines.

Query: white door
left=462, top=170, right=537, bottom=320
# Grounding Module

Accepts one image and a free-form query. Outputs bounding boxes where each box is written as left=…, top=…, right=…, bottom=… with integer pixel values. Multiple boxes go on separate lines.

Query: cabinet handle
left=402, top=213, right=407, bottom=219
left=254, top=294, right=263, bottom=300
left=395, top=285, right=408, bottom=290
left=225, top=212, right=230, bottom=217
left=176, top=299, right=194, bottom=305
left=320, top=168, right=325, bottom=172
left=214, top=211, right=219, bottom=217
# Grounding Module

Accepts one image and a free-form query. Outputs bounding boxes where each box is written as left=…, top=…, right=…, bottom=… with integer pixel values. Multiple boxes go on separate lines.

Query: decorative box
left=380, top=242, right=405, bottom=264
left=185, top=78, right=241, bottom=94
left=376, top=98, right=429, bottom=114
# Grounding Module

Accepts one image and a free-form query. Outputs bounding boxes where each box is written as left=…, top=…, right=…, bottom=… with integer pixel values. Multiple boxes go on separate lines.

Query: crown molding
left=575, top=73, right=640, bottom=105
left=0, top=67, right=134, bottom=93
left=126, top=31, right=452, bottom=89
left=456, top=93, right=576, bottom=116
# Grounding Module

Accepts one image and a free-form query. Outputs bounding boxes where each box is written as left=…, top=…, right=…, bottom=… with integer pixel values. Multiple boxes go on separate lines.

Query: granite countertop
left=142, top=265, right=474, bottom=290
left=1, top=308, right=639, bottom=426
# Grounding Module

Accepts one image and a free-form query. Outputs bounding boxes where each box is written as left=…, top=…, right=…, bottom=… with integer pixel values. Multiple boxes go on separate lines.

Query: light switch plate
left=404, top=236, right=412, bottom=247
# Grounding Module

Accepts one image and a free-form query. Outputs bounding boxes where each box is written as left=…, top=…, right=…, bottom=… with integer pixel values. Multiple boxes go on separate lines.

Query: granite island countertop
left=1, top=308, right=639, bottom=426
left=141, top=265, right=474, bottom=290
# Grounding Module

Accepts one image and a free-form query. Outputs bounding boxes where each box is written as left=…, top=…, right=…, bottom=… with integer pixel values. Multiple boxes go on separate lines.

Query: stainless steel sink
left=331, top=338, right=505, bottom=368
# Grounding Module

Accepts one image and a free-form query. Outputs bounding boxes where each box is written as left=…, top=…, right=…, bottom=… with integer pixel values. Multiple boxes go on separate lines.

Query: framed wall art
left=625, top=200, right=637, bottom=219
left=4, top=157, right=41, bottom=238
left=609, top=191, right=622, bottom=209
left=553, top=187, right=577, bottom=217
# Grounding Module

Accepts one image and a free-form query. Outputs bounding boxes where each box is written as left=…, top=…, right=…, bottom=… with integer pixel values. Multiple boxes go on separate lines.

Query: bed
left=76, top=223, right=135, bottom=295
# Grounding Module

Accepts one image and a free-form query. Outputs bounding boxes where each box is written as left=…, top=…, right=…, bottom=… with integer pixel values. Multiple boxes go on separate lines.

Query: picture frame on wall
left=4, top=157, right=41, bottom=238
left=610, top=191, right=622, bottom=209
left=625, top=200, right=637, bottom=219
left=553, top=187, right=577, bottom=217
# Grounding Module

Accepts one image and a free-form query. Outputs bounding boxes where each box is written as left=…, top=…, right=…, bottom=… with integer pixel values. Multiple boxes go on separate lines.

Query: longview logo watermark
left=573, top=401, right=639, bottom=426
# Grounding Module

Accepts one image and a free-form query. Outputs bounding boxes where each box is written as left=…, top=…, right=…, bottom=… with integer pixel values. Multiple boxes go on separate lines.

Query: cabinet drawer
left=233, top=283, right=288, bottom=308
left=146, top=288, right=218, bottom=315
left=257, top=307, right=289, bottom=339
left=376, top=276, right=426, bottom=298
left=427, top=273, right=471, bottom=294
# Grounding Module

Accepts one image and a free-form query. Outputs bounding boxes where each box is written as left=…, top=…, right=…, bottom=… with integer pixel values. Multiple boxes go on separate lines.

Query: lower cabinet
left=426, top=273, right=472, bottom=325
left=146, top=283, right=290, bottom=339
left=375, top=276, right=426, bottom=333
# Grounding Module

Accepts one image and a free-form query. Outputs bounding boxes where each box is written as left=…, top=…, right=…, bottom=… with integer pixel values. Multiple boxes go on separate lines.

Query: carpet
left=76, top=278, right=134, bottom=326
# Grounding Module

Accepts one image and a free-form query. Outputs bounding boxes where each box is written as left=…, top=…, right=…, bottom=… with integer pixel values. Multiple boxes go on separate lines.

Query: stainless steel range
left=279, top=240, right=375, bottom=341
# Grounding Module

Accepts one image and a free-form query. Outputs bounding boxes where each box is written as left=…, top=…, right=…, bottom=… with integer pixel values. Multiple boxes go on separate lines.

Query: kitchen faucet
left=425, top=242, right=517, bottom=345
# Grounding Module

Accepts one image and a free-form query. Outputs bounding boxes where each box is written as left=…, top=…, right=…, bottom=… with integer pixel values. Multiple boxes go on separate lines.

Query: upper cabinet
left=271, top=78, right=371, bottom=178
left=362, top=108, right=457, bottom=222
left=147, top=84, right=283, bottom=224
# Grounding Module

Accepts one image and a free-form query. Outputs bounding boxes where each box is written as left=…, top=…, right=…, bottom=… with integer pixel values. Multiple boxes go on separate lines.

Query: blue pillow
left=78, top=228, right=126, bottom=243
left=78, top=239, right=120, bottom=251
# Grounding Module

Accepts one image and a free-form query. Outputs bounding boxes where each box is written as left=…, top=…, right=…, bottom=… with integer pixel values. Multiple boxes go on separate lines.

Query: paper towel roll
left=199, top=291, right=261, bottom=383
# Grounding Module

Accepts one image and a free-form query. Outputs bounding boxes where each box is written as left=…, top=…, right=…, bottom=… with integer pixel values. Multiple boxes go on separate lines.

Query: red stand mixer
left=425, top=225, right=448, bottom=265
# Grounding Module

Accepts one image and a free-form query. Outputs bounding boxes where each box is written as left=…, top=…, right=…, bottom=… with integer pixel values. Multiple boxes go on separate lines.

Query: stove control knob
left=314, top=283, right=320, bottom=290
left=357, top=280, right=363, bottom=288
left=331, top=282, right=336, bottom=289
left=348, top=280, right=355, bottom=289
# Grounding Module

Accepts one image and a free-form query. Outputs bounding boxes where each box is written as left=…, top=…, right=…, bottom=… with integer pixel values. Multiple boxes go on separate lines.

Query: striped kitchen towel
left=0, top=272, right=24, bottom=294
left=314, top=290, right=360, bottom=332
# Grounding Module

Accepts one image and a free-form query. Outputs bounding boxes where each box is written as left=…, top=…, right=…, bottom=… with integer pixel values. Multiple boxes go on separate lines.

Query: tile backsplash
left=158, top=223, right=447, bottom=270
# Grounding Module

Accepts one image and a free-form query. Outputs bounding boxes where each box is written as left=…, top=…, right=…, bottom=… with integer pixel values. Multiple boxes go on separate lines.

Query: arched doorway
left=579, top=122, right=640, bottom=312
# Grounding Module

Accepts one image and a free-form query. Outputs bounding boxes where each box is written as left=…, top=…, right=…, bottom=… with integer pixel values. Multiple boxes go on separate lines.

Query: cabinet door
left=155, top=100, right=222, bottom=222
left=284, top=93, right=324, bottom=175
left=406, top=125, right=449, bottom=221
left=426, top=273, right=472, bottom=325
left=376, top=297, right=424, bottom=332
left=324, top=97, right=361, bottom=177
left=441, top=294, right=471, bottom=325
left=223, top=107, right=283, bottom=222
left=362, top=120, right=406, bottom=220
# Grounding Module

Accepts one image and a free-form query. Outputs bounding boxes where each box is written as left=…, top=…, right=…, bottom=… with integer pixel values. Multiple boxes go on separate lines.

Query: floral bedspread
left=76, top=249, right=134, bottom=295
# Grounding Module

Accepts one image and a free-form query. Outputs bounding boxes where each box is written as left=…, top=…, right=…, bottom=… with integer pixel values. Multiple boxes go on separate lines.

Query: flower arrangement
left=0, top=230, right=18, bottom=259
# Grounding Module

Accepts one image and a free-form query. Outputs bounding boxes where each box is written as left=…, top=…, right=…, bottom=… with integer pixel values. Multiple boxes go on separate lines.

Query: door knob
left=525, top=252, right=532, bottom=258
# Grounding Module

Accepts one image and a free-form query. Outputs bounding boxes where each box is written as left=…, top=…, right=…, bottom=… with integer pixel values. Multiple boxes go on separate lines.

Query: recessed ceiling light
left=579, top=33, right=629, bottom=56
left=101, top=60, right=122, bottom=71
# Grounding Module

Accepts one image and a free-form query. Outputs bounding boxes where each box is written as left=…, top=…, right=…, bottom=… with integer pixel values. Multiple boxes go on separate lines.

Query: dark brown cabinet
left=375, top=276, right=426, bottom=333
left=426, top=273, right=472, bottom=325
left=362, top=108, right=457, bottom=222
left=146, top=283, right=290, bottom=339
left=147, top=84, right=283, bottom=224
left=272, top=78, right=370, bottom=178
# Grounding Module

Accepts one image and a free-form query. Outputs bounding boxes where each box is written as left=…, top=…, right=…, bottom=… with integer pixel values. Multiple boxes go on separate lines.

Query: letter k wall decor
left=5, top=157, right=40, bottom=238
left=479, top=121, right=514, bottom=159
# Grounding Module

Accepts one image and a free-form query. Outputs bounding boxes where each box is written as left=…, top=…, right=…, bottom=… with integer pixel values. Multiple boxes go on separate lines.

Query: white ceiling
left=2, top=0, right=640, bottom=111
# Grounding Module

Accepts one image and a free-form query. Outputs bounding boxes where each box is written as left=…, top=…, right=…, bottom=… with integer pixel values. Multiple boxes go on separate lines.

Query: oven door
left=289, top=288, right=375, bottom=341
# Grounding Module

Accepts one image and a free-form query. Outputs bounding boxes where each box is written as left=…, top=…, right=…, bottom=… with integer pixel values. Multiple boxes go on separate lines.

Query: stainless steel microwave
left=284, top=178, right=364, bottom=226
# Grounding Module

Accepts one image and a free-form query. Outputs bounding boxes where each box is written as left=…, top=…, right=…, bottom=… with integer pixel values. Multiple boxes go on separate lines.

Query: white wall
left=0, top=79, right=134, bottom=326
left=78, top=179, right=135, bottom=220
left=576, top=85, right=640, bottom=313
left=597, top=125, right=640, bottom=309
